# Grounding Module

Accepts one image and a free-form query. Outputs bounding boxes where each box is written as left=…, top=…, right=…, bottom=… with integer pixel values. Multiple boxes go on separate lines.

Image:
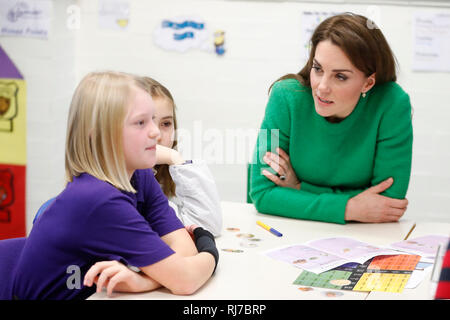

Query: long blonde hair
left=65, top=71, right=149, bottom=193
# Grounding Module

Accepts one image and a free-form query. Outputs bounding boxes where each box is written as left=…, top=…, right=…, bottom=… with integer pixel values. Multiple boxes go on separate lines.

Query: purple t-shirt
left=12, top=169, right=184, bottom=300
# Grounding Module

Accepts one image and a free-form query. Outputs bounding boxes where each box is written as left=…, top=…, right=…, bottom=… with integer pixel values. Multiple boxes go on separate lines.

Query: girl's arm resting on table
left=84, top=261, right=162, bottom=296
left=161, top=228, right=199, bottom=257
left=83, top=252, right=215, bottom=296
left=141, top=227, right=217, bottom=295
left=140, top=249, right=215, bottom=295
left=84, top=228, right=216, bottom=296
left=144, top=227, right=218, bottom=295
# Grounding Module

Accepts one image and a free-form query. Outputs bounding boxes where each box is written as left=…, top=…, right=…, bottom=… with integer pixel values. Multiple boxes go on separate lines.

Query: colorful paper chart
left=368, top=254, right=420, bottom=271
left=293, top=254, right=421, bottom=293
left=0, top=45, right=26, bottom=239
left=294, top=269, right=356, bottom=290
left=353, top=273, right=411, bottom=293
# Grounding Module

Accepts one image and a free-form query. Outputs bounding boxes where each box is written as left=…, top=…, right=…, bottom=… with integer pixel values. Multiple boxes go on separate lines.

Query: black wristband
left=193, top=227, right=215, bottom=241
left=193, top=227, right=219, bottom=274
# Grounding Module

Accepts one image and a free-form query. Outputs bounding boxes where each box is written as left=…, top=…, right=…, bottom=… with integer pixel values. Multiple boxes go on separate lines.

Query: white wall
left=1, top=0, right=449, bottom=234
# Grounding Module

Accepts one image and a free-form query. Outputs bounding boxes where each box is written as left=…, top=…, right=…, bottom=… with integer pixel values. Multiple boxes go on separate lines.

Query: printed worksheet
left=265, top=244, right=348, bottom=274
left=389, top=235, right=450, bottom=262
left=306, top=237, right=399, bottom=264
left=265, top=237, right=399, bottom=274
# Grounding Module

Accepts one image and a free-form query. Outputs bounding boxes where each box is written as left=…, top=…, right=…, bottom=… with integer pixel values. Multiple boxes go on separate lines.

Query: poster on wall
left=0, top=45, right=26, bottom=240
left=300, top=11, right=340, bottom=65
left=0, top=0, right=52, bottom=39
left=98, top=0, right=130, bottom=31
left=412, top=11, right=450, bottom=72
left=0, top=164, right=26, bottom=239
left=153, top=15, right=226, bottom=56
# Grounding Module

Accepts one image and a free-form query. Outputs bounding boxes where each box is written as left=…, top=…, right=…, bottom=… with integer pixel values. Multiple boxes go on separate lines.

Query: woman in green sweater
left=249, top=13, right=412, bottom=224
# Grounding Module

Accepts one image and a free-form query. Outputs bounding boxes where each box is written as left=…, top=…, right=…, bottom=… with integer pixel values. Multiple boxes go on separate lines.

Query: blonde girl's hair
left=65, top=71, right=149, bottom=193
left=141, top=77, right=178, bottom=198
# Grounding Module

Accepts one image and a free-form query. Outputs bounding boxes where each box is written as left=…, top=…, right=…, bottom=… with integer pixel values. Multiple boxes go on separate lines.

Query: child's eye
left=162, top=121, right=172, bottom=128
left=137, top=120, right=146, bottom=126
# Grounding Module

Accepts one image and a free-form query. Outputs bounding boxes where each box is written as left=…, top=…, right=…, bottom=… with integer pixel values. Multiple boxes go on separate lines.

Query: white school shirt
left=165, top=160, right=223, bottom=237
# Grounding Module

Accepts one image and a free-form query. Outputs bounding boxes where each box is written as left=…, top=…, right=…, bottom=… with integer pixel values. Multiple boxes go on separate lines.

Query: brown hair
left=272, top=12, right=397, bottom=90
left=141, top=77, right=178, bottom=198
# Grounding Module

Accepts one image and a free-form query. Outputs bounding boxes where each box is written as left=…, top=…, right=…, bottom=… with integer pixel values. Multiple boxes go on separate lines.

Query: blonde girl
left=11, top=71, right=218, bottom=299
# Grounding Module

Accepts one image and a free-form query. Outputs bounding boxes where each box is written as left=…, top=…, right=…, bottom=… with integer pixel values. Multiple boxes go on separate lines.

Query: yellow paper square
left=353, top=273, right=410, bottom=293
left=0, top=79, right=26, bottom=165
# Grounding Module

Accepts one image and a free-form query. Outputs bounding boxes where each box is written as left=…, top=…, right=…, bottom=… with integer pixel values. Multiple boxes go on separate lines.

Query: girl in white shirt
left=142, top=77, right=223, bottom=236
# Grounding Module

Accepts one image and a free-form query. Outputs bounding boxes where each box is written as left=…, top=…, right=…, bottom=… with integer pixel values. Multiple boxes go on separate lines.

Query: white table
left=89, top=201, right=416, bottom=300
left=366, top=222, right=450, bottom=300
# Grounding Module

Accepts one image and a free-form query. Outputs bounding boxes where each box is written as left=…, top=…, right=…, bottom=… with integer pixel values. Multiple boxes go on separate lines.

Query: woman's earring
left=362, top=92, right=366, bottom=98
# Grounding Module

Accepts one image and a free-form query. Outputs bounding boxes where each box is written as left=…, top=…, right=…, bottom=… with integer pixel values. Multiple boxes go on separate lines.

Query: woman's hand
left=345, top=178, right=409, bottom=223
left=262, top=148, right=301, bottom=190
left=156, top=144, right=184, bottom=165
left=83, top=261, right=159, bottom=297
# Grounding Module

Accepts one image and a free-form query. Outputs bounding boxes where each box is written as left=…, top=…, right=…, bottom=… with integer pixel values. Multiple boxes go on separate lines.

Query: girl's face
left=122, top=88, right=160, bottom=178
left=310, top=40, right=375, bottom=119
left=153, top=97, right=175, bottom=149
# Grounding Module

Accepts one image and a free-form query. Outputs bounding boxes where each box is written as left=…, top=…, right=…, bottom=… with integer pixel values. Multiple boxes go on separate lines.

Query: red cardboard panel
left=0, top=163, right=26, bottom=239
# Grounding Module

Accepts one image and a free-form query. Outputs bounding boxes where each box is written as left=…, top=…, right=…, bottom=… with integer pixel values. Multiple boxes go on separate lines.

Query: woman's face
left=153, top=97, right=175, bottom=149
left=310, top=40, right=375, bottom=119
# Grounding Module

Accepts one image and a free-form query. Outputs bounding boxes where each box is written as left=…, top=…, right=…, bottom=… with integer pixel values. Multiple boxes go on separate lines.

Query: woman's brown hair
left=272, top=12, right=397, bottom=90
left=141, top=77, right=178, bottom=198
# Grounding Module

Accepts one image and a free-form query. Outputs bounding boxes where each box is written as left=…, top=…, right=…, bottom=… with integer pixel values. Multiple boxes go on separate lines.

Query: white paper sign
left=0, top=0, right=52, bottom=39
left=300, top=11, right=339, bottom=65
left=153, top=15, right=213, bottom=53
left=98, top=0, right=130, bottom=31
left=412, top=11, right=450, bottom=72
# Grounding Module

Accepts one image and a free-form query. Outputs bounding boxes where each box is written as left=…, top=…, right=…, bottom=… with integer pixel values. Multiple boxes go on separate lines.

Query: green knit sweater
left=249, top=79, right=413, bottom=224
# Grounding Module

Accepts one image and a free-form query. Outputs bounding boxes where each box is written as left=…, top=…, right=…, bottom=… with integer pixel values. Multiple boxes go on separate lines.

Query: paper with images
left=389, top=234, right=450, bottom=262
left=265, top=237, right=399, bottom=274
left=306, top=237, right=399, bottom=264
left=265, top=244, right=348, bottom=274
